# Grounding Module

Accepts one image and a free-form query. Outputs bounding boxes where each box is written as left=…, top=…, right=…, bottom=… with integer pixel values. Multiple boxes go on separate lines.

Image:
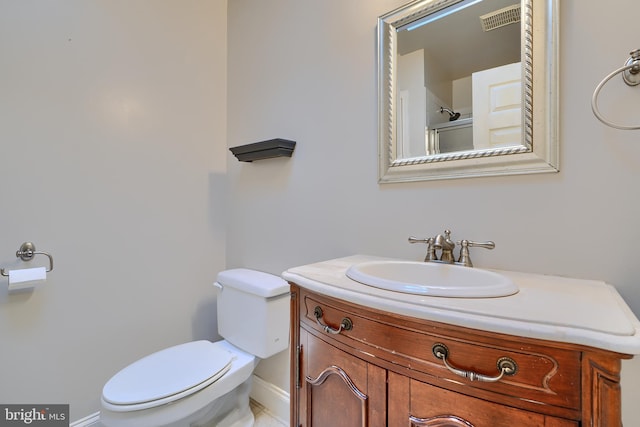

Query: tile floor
left=250, top=400, right=288, bottom=427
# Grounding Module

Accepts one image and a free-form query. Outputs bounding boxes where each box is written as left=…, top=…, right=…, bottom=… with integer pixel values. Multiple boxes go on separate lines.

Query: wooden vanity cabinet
left=290, top=284, right=630, bottom=427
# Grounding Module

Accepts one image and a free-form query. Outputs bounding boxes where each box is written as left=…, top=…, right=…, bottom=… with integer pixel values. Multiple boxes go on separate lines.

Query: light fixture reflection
left=401, top=0, right=484, bottom=31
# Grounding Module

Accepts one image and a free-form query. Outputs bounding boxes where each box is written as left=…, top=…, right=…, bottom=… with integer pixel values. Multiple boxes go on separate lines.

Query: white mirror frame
left=378, top=0, right=559, bottom=183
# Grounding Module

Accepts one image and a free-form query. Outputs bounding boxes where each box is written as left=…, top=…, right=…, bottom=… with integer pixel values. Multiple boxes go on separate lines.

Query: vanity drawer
left=299, top=288, right=582, bottom=413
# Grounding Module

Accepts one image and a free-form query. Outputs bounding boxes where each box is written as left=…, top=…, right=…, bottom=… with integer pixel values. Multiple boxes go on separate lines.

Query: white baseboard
left=70, top=412, right=100, bottom=427
left=70, top=374, right=289, bottom=427
left=250, top=374, right=290, bottom=425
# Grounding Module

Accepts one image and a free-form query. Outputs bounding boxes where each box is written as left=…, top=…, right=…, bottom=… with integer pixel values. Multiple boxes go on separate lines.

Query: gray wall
left=0, top=0, right=227, bottom=420
left=226, top=0, right=640, bottom=423
left=2, top=0, right=639, bottom=423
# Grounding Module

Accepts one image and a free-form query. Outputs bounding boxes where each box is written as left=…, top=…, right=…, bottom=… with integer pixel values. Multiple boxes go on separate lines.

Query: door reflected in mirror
left=397, top=0, right=522, bottom=158
left=378, top=0, right=559, bottom=182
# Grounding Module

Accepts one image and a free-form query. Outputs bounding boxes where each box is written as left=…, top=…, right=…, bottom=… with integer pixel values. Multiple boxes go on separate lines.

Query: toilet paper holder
left=0, top=242, right=54, bottom=276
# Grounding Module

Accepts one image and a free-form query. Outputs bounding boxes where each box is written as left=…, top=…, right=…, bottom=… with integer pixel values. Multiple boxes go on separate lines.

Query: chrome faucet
left=432, top=230, right=455, bottom=263
left=408, top=229, right=495, bottom=267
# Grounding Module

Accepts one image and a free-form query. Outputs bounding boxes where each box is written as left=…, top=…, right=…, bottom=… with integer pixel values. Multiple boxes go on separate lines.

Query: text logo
left=0, top=405, right=68, bottom=426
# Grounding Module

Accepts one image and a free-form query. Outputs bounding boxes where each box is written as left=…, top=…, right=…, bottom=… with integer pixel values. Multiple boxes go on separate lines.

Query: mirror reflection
left=396, top=0, right=522, bottom=158
left=377, top=0, right=558, bottom=183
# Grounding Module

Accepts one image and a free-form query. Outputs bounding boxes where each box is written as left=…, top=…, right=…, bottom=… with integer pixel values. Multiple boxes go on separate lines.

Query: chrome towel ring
left=591, top=49, right=640, bottom=130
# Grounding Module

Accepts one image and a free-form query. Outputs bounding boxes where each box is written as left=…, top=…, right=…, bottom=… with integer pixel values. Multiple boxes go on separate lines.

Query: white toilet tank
left=215, top=269, right=290, bottom=359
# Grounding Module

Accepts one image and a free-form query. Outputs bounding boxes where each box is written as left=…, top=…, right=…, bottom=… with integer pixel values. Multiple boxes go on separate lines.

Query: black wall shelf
left=229, top=138, right=296, bottom=162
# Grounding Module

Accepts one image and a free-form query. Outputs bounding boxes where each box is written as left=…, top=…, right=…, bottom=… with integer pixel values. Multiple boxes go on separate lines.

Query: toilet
left=99, top=268, right=290, bottom=427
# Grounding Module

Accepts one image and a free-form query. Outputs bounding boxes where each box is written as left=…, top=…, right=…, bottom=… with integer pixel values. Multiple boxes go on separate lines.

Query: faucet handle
left=408, top=236, right=430, bottom=244
left=462, top=240, right=495, bottom=250
left=408, top=236, right=437, bottom=261
left=456, top=239, right=495, bottom=267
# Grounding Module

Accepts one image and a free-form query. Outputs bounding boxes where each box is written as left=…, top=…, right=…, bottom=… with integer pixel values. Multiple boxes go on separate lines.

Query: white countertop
left=282, top=255, right=640, bottom=355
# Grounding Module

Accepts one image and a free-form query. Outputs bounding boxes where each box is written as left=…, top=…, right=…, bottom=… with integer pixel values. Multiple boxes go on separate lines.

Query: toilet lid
left=102, top=340, right=233, bottom=410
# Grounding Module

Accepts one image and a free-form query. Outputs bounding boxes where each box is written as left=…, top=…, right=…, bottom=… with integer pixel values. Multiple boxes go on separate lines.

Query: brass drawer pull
left=314, top=306, right=353, bottom=334
left=432, top=343, right=518, bottom=382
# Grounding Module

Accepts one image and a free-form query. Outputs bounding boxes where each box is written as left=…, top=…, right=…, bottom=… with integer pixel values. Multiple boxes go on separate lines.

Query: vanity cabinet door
left=300, top=330, right=386, bottom=427
left=390, top=372, right=578, bottom=427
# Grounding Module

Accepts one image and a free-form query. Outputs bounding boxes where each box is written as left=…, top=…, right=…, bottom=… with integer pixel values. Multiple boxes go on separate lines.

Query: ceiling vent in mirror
left=480, top=4, right=520, bottom=32
left=229, top=138, right=296, bottom=162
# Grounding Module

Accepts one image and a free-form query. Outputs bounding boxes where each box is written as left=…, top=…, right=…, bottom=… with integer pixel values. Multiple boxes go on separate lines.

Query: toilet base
left=101, top=376, right=254, bottom=427
left=189, top=378, right=254, bottom=427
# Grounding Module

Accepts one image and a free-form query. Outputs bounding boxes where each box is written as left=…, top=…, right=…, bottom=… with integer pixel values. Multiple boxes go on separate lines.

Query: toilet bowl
left=100, top=269, right=290, bottom=427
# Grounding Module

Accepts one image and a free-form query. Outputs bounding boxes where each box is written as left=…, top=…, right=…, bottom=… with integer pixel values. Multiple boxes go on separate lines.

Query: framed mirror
left=378, top=0, right=558, bottom=182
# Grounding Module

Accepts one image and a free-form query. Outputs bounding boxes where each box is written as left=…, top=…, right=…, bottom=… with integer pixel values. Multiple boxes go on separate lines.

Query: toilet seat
left=102, top=340, right=233, bottom=412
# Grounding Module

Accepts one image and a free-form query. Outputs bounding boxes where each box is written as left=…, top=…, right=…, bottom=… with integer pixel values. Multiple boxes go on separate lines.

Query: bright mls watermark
left=0, top=405, right=68, bottom=426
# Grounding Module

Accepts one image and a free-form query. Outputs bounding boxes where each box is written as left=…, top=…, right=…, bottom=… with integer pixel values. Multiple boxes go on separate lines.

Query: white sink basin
left=345, top=261, right=518, bottom=298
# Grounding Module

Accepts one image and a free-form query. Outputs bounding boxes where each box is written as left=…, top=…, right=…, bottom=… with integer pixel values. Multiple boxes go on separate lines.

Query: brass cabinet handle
left=314, top=306, right=353, bottom=335
left=432, top=343, right=517, bottom=383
